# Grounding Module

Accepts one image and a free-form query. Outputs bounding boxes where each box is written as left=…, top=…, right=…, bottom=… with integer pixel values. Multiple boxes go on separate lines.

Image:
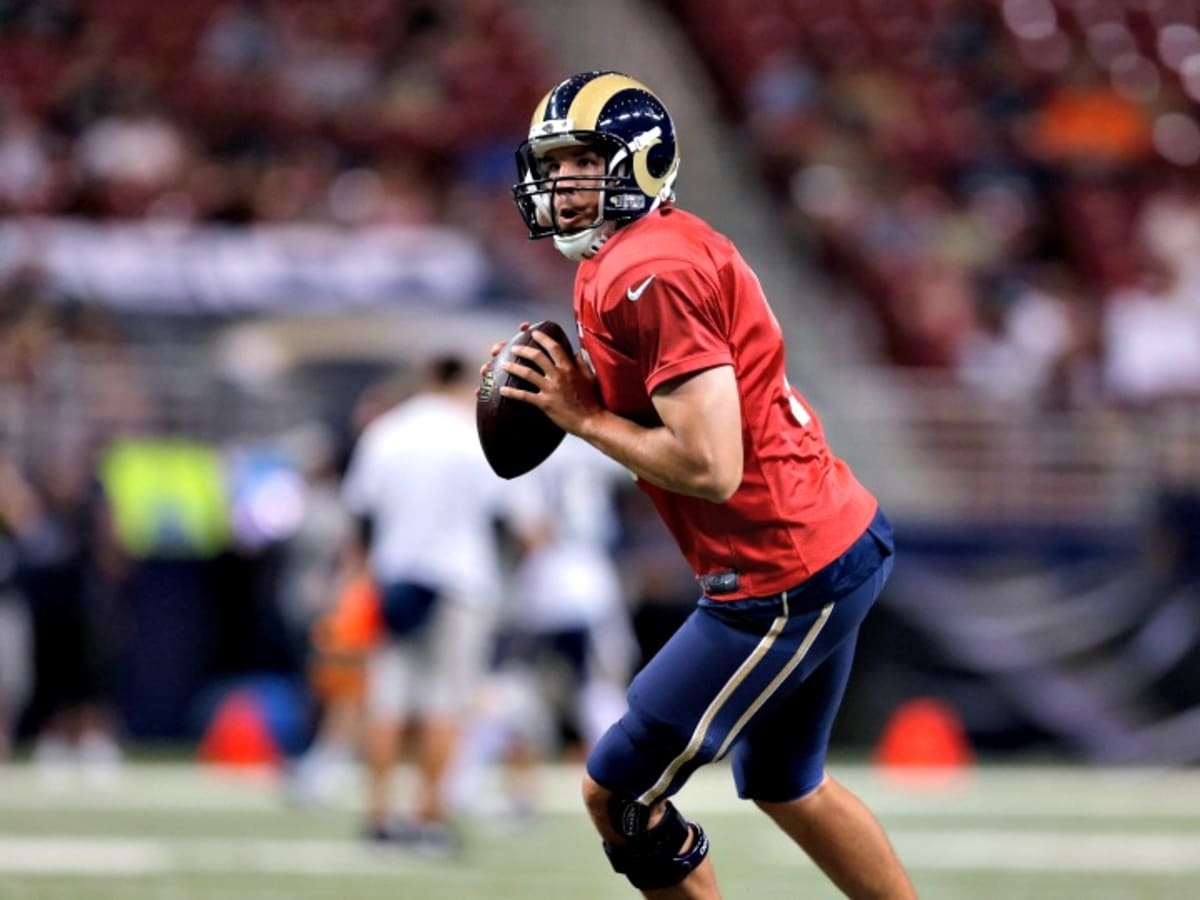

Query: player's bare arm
left=502, top=331, right=743, bottom=503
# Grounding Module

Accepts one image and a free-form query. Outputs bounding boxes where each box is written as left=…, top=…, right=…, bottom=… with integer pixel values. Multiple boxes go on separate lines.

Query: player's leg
left=362, top=641, right=411, bottom=835
left=583, top=594, right=834, bottom=899
left=363, top=715, right=405, bottom=832
left=416, top=596, right=493, bottom=828
left=294, top=587, right=373, bottom=805
left=756, top=775, right=915, bottom=900
left=581, top=772, right=720, bottom=899
left=0, top=595, right=32, bottom=761
left=733, top=564, right=916, bottom=899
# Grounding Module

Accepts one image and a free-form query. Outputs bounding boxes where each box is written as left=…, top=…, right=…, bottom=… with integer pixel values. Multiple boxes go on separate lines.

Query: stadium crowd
left=0, top=0, right=545, bottom=221
left=668, top=0, right=1200, bottom=408
left=0, top=0, right=566, bottom=295
left=1, top=0, right=1198, bottom=405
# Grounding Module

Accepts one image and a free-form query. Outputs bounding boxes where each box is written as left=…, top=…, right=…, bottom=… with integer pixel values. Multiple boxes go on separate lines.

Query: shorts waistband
left=698, top=507, right=895, bottom=610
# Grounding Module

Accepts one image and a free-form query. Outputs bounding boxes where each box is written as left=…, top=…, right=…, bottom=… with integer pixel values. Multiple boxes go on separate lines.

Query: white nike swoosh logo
left=626, top=274, right=655, bottom=302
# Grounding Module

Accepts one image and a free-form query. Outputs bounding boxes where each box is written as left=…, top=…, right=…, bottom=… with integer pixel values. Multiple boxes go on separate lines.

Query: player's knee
left=597, top=796, right=711, bottom=891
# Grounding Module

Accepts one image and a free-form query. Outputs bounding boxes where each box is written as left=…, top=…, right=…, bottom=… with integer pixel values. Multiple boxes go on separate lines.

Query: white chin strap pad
left=554, top=224, right=608, bottom=261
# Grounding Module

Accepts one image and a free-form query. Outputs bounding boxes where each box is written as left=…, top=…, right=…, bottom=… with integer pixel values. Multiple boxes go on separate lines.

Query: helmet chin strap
left=553, top=221, right=611, bottom=261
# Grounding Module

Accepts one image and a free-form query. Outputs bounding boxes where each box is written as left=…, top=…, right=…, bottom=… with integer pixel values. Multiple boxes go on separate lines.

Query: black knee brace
left=602, top=800, right=711, bottom=891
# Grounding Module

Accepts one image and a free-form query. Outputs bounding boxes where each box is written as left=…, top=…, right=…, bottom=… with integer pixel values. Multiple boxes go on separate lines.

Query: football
left=476, top=320, right=574, bottom=479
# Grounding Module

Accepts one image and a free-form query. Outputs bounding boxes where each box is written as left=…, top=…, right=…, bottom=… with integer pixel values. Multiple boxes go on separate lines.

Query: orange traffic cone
left=874, top=697, right=974, bottom=784
left=198, top=690, right=280, bottom=768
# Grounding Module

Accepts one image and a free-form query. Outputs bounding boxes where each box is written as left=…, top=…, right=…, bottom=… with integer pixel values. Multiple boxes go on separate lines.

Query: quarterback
left=496, top=71, right=916, bottom=899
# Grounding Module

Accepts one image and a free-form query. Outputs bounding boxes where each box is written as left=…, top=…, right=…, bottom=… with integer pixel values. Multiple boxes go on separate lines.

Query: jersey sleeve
left=604, top=263, right=732, bottom=395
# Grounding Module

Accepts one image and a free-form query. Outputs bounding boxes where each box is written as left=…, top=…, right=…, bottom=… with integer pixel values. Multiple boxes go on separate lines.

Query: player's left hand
left=500, top=329, right=602, bottom=435
left=477, top=321, right=531, bottom=397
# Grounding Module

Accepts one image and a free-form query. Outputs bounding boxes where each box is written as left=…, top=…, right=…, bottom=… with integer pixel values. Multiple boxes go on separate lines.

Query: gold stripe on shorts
left=636, top=602, right=791, bottom=806
left=713, top=602, right=834, bottom=760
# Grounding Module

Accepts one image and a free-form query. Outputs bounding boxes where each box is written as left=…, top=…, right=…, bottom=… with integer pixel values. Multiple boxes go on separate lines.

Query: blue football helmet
left=512, top=71, right=680, bottom=260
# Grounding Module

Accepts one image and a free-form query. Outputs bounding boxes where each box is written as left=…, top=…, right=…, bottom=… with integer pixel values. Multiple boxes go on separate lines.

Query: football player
left=494, top=71, right=917, bottom=898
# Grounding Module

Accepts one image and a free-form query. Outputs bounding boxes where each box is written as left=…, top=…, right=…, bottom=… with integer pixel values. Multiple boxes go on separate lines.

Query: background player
left=455, top=435, right=636, bottom=820
left=342, top=355, right=511, bottom=855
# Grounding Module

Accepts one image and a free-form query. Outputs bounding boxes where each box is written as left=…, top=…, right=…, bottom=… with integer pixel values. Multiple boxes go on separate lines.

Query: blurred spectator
left=956, top=266, right=1098, bottom=407
left=1100, top=178, right=1200, bottom=407
left=276, top=423, right=353, bottom=632
left=283, top=377, right=416, bottom=805
left=612, top=485, right=698, bottom=674
left=0, top=0, right=546, bottom=232
left=48, top=24, right=123, bottom=139
left=1138, top=178, right=1200, bottom=289
left=0, top=523, right=31, bottom=761
left=458, top=437, right=636, bottom=820
left=1025, top=55, right=1152, bottom=171
left=895, top=257, right=981, bottom=368
left=275, top=10, right=375, bottom=115
left=0, top=272, right=155, bottom=463
left=277, top=422, right=365, bottom=805
left=1102, top=256, right=1200, bottom=406
left=0, top=0, right=82, bottom=38
left=505, top=438, right=634, bottom=754
left=0, top=451, right=123, bottom=783
left=289, top=570, right=380, bottom=805
left=76, top=73, right=187, bottom=210
left=0, top=91, right=53, bottom=213
left=373, top=5, right=451, bottom=150
left=742, top=49, right=821, bottom=173
left=340, top=355, right=514, bottom=854
left=197, top=0, right=282, bottom=75
left=668, top=0, right=1200, bottom=403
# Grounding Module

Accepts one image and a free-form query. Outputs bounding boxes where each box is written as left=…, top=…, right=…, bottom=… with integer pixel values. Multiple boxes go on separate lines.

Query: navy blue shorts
left=587, top=508, right=894, bottom=804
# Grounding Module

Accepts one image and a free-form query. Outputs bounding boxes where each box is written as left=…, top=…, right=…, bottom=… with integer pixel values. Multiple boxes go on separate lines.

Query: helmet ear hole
left=646, top=143, right=672, bottom=181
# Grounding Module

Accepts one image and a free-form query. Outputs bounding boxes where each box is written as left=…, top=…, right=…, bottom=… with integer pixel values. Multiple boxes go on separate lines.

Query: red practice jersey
left=573, top=206, right=877, bottom=599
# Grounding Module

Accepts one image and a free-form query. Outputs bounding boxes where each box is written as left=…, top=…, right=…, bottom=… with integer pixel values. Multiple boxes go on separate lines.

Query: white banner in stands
left=0, top=219, right=492, bottom=311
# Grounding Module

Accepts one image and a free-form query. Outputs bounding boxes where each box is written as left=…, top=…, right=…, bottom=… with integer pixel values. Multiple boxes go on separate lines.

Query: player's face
left=542, top=145, right=605, bottom=234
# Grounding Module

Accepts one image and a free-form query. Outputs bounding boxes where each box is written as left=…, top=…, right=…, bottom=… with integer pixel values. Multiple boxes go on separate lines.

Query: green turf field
left=0, top=761, right=1198, bottom=899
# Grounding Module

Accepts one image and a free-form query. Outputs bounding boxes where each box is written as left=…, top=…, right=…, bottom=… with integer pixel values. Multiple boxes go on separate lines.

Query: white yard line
left=0, top=837, right=415, bottom=877
left=889, top=830, right=1200, bottom=874
left=3, top=763, right=1200, bottom=819
left=0, top=830, right=1198, bottom=878
left=0, top=838, right=172, bottom=875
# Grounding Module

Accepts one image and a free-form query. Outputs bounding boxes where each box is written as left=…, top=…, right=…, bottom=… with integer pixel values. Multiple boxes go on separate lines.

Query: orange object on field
left=874, top=697, right=974, bottom=775
left=312, top=574, right=382, bottom=652
left=308, top=574, right=382, bottom=702
left=198, top=690, right=280, bottom=768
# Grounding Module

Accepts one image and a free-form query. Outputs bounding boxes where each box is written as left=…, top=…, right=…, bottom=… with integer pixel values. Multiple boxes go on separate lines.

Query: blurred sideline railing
left=4, top=345, right=1199, bottom=530
left=0, top=340, right=319, bottom=459
left=830, top=367, right=1196, bottom=528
